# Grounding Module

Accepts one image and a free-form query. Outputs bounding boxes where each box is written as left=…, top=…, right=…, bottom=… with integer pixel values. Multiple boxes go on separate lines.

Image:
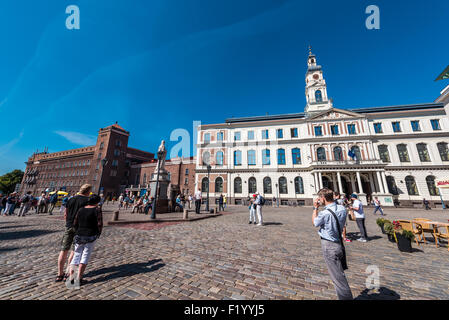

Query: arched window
left=397, top=144, right=410, bottom=162
left=386, top=176, right=398, bottom=195
left=315, top=90, right=323, bottom=102
left=416, top=143, right=431, bottom=162
left=294, top=176, right=304, bottom=194
left=426, top=176, right=439, bottom=196
left=351, top=146, right=361, bottom=161
left=333, top=147, right=343, bottom=161
left=263, top=177, right=272, bottom=194
left=405, top=176, right=419, bottom=196
left=437, top=142, right=449, bottom=161
left=234, top=150, right=242, bottom=166
left=317, top=147, right=326, bottom=161
left=277, top=149, right=286, bottom=165
left=234, top=177, right=242, bottom=194
left=201, top=177, right=209, bottom=193
left=262, top=149, right=271, bottom=165
left=292, top=148, right=301, bottom=164
left=215, top=177, right=223, bottom=193
left=279, top=177, right=288, bottom=194
left=247, top=150, right=256, bottom=166
left=248, top=177, right=257, bottom=194
left=202, top=151, right=210, bottom=165
left=378, top=145, right=390, bottom=163
left=216, top=151, right=224, bottom=166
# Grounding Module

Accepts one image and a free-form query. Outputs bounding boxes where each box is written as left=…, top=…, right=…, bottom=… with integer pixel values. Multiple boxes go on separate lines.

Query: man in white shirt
left=350, top=193, right=368, bottom=242
left=194, top=189, right=202, bottom=214
left=254, top=192, right=264, bottom=226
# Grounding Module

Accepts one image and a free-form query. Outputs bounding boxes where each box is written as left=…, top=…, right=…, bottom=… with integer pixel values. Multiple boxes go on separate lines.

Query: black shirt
left=66, top=195, right=89, bottom=228
left=73, top=207, right=102, bottom=237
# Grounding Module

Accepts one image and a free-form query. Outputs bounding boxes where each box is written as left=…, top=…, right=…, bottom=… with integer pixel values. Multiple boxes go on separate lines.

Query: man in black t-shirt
left=55, top=184, right=91, bottom=282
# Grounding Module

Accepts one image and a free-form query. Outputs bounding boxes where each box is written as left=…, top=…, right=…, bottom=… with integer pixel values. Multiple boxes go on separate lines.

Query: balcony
left=311, top=159, right=385, bottom=166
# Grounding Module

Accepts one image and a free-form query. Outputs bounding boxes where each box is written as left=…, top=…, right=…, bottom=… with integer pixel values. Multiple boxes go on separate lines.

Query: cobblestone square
left=1, top=204, right=449, bottom=300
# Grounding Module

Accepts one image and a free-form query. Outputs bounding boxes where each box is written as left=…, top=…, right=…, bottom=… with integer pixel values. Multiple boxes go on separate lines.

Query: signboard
left=436, top=178, right=449, bottom=189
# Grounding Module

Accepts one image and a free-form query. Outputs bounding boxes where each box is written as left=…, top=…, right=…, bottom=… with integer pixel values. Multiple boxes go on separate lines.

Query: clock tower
left=304, top=47, right=333, bottom=116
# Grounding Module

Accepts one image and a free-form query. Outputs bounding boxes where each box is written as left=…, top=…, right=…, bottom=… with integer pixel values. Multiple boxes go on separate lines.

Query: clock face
left=313, top=74, right=319, bottom=80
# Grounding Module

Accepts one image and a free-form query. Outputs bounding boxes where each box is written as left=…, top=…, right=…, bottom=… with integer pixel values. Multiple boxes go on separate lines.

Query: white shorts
left=71, top=241, right=95, bottom=265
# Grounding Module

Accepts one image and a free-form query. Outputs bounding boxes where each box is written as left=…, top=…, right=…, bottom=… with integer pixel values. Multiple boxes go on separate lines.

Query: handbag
left=348, top=209, right=356, bottom=221
left=327, top=207, right=348, bottom=270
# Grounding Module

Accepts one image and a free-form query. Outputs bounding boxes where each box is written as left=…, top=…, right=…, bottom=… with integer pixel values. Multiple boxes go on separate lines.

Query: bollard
left=112, top=210, right=119, bottom=221
left=183, top=209, right=189, bottom=220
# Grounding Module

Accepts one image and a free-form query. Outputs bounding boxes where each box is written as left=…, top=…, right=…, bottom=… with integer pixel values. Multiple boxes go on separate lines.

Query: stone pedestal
left=149, top=170, right=170, bottom=213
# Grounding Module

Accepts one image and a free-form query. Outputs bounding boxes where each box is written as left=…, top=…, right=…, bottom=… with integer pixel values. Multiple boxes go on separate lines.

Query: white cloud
left=0, top=130, right=24, bottom=156
left=54, top=131, right=97, bottom=146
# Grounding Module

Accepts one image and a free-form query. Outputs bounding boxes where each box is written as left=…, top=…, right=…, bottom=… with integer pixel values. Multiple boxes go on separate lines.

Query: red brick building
left=20, top=123, right=154, bottom=198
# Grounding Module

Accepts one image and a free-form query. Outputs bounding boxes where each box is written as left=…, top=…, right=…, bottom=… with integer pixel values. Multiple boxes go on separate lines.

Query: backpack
left=259, top=196, right=265, bottom=206
left=21, top=195, right=30, bottom=203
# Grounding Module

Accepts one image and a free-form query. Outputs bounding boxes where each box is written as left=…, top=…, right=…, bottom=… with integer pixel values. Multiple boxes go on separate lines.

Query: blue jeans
left=373, top=206, right=384, bottom=215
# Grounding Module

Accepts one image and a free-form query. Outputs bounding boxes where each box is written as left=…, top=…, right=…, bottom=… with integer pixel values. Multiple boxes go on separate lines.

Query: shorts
left=61, top=227, right=76, bottom=251
left=71, top=241, right=95, bottom=265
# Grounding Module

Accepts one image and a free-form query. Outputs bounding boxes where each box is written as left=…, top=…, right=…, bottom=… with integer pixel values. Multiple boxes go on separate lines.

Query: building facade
left=20, top=123, right=154, bottom=198
left=195, top=51, right=449, bottom=207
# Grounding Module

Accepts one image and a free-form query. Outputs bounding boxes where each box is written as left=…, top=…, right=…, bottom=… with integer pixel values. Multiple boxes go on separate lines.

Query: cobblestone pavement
left=1, top=205, right=449, bottom=300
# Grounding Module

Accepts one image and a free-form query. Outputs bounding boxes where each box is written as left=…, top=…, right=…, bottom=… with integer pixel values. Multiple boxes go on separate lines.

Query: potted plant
left=383, top=222, right=395, bottom=242
left=392, top=221, right=414, bottom=253
left=376, top=218, right=390, bottom=234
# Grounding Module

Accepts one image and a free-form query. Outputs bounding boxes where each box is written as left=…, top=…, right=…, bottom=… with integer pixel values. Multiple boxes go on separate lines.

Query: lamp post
left=151, top=150, right=164, bottom=219
left=98, top=158, right=108, bottom=194
left=206, top=164, right=211, bottom=212
left=275, top=183, right=279, bottom=207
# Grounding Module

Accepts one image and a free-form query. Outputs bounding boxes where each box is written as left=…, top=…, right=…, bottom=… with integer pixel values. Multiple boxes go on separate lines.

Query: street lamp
left=98, top=158, right=108, bottom=194
left=206, top=164, right=211, bottom=212
left=151, top=150, right=164, bottom=219
left=275, top=183, right=279, bottom=207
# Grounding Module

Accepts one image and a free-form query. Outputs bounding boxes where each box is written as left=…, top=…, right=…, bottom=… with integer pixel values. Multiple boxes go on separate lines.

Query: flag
left=348, top=149, right=356, bottom=160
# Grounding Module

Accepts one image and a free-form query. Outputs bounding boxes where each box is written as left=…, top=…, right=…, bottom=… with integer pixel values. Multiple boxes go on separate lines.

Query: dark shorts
left=61, top=227, right=76, bottom=251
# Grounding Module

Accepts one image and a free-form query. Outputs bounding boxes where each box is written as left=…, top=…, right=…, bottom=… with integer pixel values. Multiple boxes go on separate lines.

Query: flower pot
left=380, top=225, right=386, bottom=234
left=395, top=233, right=412, bottom=253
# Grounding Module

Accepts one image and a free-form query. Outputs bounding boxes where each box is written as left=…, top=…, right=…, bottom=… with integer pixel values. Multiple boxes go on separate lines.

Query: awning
left=436, top=178, right=449, bottom=189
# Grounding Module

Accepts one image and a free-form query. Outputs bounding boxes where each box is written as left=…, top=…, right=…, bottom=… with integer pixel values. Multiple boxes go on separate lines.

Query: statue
left=156, top=140, right=167, bottom=172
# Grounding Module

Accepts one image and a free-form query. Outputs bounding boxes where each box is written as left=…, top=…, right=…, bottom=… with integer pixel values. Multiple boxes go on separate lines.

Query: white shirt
left=352, top=199, right=364, bottom=218
left=194, top=190, right=202, bottom=200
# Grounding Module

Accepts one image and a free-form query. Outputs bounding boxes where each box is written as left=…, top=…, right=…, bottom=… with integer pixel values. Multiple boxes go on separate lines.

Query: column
left=376, top=171, right=385, bottom=194
left=356, top=171, right=364, bottom=194
left=350, top=174, right=356, bottom=193
left=337, top=172, right=343, bottom=193
left=369, top=172, right=376, bottom=193
left=313, top=173, right=318, bottom=193
left=381, top=171, right=389, bottom=194
left=318, top=172, right=323, bottom=189
left=332, top=173, right=338, bottom=191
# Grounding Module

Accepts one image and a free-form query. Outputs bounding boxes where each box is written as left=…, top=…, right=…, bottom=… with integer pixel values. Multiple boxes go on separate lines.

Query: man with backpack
left=49, top=192, right=59, bottom=215
left=254, top=192, right=265, bottom=226
left=18, top=191, right=33, bottom=217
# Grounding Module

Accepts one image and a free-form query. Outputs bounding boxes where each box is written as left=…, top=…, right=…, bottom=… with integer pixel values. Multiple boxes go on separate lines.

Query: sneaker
left=345, top=239, right=352, bottom=243
left=357, top=238, right=367, bottom=243
left=256, top=223, right=263, bottom=226
left=248, top=221, right=252, bottom=224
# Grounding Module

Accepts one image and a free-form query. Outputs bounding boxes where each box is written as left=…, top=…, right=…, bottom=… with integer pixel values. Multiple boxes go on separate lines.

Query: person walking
left=55, top=184, right=92, bottom=283
left=194, top=189, right=202, bottom=214
left=49, top=192, right=59, bottom=215
left=218, top=194, right=224, bottom=212
left=423, top=198, right=431, bottom=210
left=350, top=194, right=368, bottom=242
left=334, top=192, right=351, bottom=243
left=118, top=194, right=124, bottom=209
left=67, top=194, right=103, bottom=288
left=248, top=194, right=256, bottom=224
left=254, top=192, right=264, bottom=226
left=188, top=194, right=192, bottom=209
left=373, top=197, right=384, bottom=216
left=313, top=188, right=353, bottom=300
left=18, top=191, right=33, bottom=217
left=3, top=193, right=16, bottom=216
left=223, top=195, right=227, bottom=209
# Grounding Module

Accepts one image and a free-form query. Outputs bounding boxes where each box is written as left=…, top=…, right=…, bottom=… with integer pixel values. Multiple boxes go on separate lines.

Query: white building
left=195, top=51, right=449, bottom=207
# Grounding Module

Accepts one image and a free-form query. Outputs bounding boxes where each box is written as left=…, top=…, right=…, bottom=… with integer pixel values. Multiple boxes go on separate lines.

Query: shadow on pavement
left=0, top=229, right=57, bottom=240
left=84, top=259, right=165, bottom=284
left=0, top=247, right=21, bottom=253
left=0, top=225, right=31, bottom=230
left=355, top=287, right=401, bottom=300
left=263, top=222, right=283, bottom=226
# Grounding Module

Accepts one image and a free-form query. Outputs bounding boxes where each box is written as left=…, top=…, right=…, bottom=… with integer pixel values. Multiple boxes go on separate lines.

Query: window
left=397, top=144, right=410, bottom=162
left=97, top=153, right=102, bottom=160
left=234, top=150, right=242, bottom=166
left=262, top=130, right=269, bottom=139
left=216, top=151, right=224, bottom=166
left=202, top=151, right=210, bottom=165
left=277, top=129, right=283, bottom=139
left=405, top=176, right=419, bottom=196
left=333, top=147, right=343, bottom=161
left=291, top=128, right=298, bottom=138
left=314, top=126, right=323, bottom=136
left=292, top=148, right=301, bottom=164
left=201, top=177, right=209, bottom=193
left=416, top=143, right=431, bottom=162
left=277, top=149, right=286, bottom=165
left=262, top=149, right=271, bottom=165
left=278, top=177, right=288, bottom=194
left=217, top=132, right=224, bottom=141
left=234, top=132, right=241, bottom=141
left=184, top=178, right=188, bottom=185
left=437, top=142, right=449, bottom=161
left=248, top=177, right=257, bottom=194
left=426, top=176, right=439, bottom=196
left=110, top=170, right=117, bottom=177
left=378, top=145, right=390, bottom=163
left=294, top=177, right=304, bottom=194
left=247, top=150, right=256, bottom=166
left=115, top=140, right=121, bottom=147
left=143, top=173, right=147, bottom=184
left=373, top=123, right=383, bottom=133
left=248, top=131, right=254, bottom=140
left=411, top=120, right=421, bottom=132
left=114, top=149, right=120, bottom=157
left=317, top=147, right=326, bottom=161
left=347, top=124, right=356, bottom=135
left=204, top=133, right=211, bottom=143
left=100, top=142, right=104, bottom=149
left=234, top=177, right=242, bottom=194
left=392, top=122, right=401, bottom=133
left=351, top=146, right=361, bottom=161
left=315, top=90, right=323, bottom=102
left=185, top=168, right=189, bottom=175
left=331, top=125, right=339, bottom=135
left=215, top=177, right=223, bottom=193
left=431, top=119, right=441, bottom=131
left=263, top=177, right=272, bottom=194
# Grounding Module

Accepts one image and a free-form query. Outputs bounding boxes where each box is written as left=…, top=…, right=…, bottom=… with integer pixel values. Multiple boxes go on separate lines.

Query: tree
left=0, top=170, right=24, bottom=195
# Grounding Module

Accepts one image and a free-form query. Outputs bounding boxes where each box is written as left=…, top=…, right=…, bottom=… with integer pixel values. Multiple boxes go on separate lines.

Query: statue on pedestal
left=155, top=140, right=167, bottom=173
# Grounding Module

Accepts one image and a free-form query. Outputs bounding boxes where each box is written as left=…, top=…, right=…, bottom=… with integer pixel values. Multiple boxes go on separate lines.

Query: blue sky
left=0, top=0, right=448, bottom=174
